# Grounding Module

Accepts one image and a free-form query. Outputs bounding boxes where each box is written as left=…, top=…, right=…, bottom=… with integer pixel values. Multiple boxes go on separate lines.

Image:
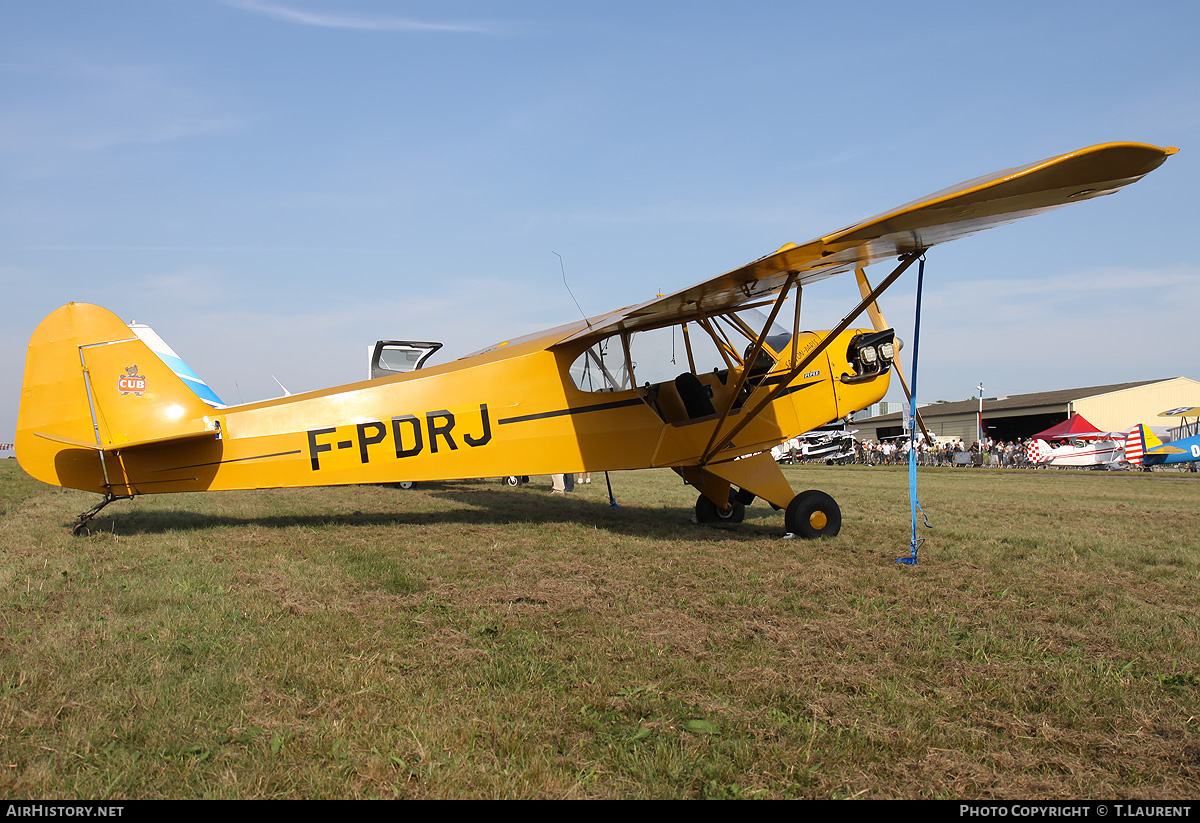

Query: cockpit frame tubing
left=699, top=271, right=798, bottom=462
left=585, top=346, right=625, bottom=393
left=723, top=312, right=766, bottom=347
left=680, top=322, right=698, bottom=374
left=695, top=316, right=738, bottom=371
left=710, top=316, right=744, bottom=365
left=791, top=284, right=803, bottom=367
left=700, top=252, right=923, bottom=464
left=620, top=331, right=636, bottom=391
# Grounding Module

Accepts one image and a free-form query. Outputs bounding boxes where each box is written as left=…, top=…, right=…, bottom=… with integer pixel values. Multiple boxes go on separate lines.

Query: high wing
left=555, top=142, right=1176, bottom=348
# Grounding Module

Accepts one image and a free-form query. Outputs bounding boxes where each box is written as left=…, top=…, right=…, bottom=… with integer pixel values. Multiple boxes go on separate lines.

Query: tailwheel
left=785, top=490, right=841, bottom=538
left=70, top=493, right=132, bottom=537
left=694, top=492, right=745, bottom=527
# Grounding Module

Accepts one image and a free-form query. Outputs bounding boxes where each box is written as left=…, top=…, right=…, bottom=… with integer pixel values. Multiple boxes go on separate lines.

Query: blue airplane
left=1129, top=408, right=1200, bottom=470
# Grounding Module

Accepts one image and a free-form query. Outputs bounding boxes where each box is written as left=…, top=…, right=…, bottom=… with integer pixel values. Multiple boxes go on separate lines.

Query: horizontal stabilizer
left=1148, top=444, right=1187, bottom=455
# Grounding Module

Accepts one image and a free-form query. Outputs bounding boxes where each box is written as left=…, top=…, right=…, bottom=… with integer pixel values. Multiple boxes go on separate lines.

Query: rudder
left=1124, top=425, right=1149, bottom=467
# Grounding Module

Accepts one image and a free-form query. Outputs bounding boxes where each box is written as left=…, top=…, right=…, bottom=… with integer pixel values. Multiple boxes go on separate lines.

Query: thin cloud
left=12, top=244, right=399, bottom=253
left=65, top=116, right=249, bottom=152
left=0, top=61, right=249, bottom=175
left=225, top=0, right=500, bottom=34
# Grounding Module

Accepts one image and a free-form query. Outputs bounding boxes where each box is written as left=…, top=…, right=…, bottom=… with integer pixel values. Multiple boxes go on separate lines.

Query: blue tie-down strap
left=897, top=256, right=931, bottom=565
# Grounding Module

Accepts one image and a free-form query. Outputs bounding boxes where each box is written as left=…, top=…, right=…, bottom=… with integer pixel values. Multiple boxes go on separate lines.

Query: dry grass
left=1, top=459, right=1198, bottom=799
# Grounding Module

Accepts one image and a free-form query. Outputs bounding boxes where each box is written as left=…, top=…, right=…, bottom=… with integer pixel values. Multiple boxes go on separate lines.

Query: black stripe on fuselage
left=497, top=379, right=823, bottom=427
left=153, top=449, right=303, bottom=472
left=498, top=397, right=644, bottom=426
left=776, top=379, right=823, bottom=396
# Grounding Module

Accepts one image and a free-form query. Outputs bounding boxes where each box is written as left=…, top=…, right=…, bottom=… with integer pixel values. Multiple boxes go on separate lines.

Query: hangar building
left=852, top=377, right=1200, bottom=444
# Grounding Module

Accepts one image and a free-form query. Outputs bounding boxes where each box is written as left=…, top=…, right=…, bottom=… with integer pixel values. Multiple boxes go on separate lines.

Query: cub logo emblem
left=117, top=365, right=147, bottom=396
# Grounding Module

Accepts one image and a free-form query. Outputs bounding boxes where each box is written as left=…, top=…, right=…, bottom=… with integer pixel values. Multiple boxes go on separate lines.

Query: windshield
left=733, top=308, right=791, bottom=355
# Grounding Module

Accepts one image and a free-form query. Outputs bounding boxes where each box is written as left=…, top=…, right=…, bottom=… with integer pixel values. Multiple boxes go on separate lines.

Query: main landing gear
left=784, top=490, right=841, bottom=538
left=693, top=488, right=841, bottom=538
left=694, top=491, right=745, bottom=526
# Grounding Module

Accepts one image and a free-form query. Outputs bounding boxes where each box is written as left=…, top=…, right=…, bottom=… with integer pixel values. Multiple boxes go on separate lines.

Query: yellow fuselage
left=16, top=303, right=890, bottom=500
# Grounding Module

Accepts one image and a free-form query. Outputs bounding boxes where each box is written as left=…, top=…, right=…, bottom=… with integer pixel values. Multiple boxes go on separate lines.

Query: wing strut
left=701, top=252, right=924, bottom=465
left=854, top=267, right=934, bottom=447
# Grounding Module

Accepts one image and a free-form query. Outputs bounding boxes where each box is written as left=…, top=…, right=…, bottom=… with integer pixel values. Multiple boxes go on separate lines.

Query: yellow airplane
left=16, top=142, right=1176, bottom=536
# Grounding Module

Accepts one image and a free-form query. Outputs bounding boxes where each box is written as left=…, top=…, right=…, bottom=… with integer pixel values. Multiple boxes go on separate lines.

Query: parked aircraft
left=771, top=428, right=856, bottom=464
left=1026, top=434, right=1134, bottom=470
left=1128, top=409, right=1200, bottom=470
left=15, top=142, right=1176, bottom=536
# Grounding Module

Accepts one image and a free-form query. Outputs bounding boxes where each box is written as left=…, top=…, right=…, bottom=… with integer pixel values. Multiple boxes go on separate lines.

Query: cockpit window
left=568, top=310, right=791, bottom=394
left=569, top=337, right=630, bottom=392
left=627, top=325, right=726, bottom=387
left=570, top=326, right=727, bottom=393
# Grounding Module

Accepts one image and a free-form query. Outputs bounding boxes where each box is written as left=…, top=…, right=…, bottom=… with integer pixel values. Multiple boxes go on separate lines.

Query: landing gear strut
left=72, top=494, right=132, bottom=536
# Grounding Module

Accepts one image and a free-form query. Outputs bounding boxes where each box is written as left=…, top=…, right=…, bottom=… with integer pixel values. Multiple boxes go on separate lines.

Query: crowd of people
left=849, top=437, right=1033, bottom=467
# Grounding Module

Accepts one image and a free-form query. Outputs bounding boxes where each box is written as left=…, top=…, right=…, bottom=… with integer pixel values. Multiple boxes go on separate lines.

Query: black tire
left=695, top=492, right=745, bottom=527
left=503, top=476, right=521, bottom=487
left=785, top=490, right=841, bottom=538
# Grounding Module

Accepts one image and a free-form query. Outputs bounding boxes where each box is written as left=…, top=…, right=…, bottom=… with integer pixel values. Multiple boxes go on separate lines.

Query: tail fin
left=1141, top=424, right=1164, bottom=452
left=1026, top=439, right=1052, bottom=464
left=1124, top=425, right=1153, bottom=467
left=16, top=303, right=220, bottom=492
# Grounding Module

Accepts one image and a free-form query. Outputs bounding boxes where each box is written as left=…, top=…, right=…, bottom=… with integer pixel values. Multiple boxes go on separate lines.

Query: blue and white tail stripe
left=128, top=324, right=226, bottom=408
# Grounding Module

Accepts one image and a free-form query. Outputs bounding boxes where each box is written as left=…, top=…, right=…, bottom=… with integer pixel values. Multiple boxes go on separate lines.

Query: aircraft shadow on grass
left=64, top=481, right=781, bottom=540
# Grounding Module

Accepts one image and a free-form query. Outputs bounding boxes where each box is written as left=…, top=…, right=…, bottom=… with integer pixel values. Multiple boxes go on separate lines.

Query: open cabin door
left=369, top=340, right=443, bottom=380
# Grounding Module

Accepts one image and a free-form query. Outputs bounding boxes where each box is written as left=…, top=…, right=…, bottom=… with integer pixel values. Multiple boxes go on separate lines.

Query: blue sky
left=3, top=0, right=1198, bottom=447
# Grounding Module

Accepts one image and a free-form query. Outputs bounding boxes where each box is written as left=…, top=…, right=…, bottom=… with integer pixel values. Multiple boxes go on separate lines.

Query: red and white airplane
left=1026, top=435, right=1134, bottom=469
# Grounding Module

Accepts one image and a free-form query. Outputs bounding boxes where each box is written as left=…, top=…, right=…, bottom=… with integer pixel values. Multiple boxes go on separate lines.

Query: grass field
left=1, top=458, right=1198, bottom=799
